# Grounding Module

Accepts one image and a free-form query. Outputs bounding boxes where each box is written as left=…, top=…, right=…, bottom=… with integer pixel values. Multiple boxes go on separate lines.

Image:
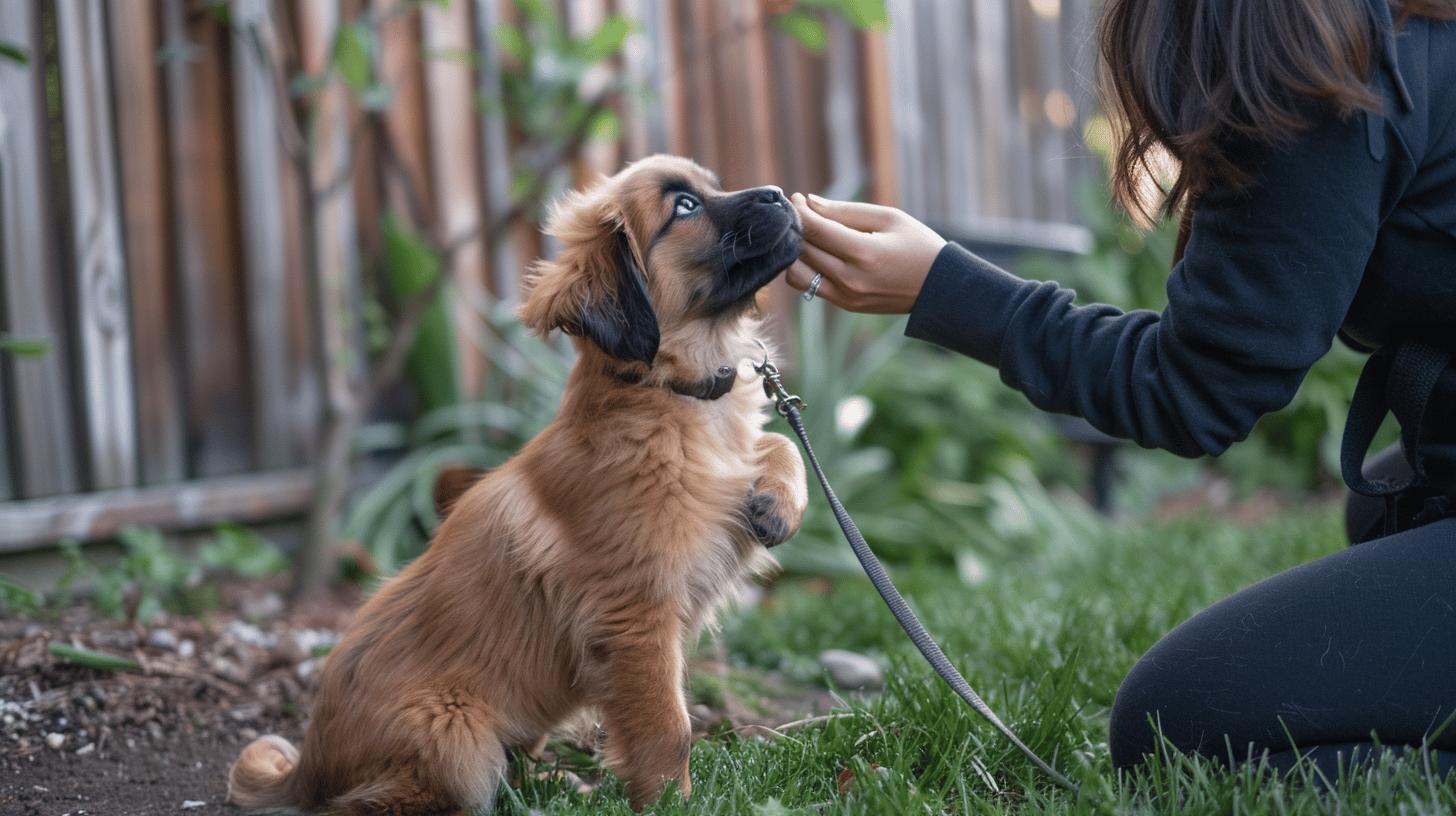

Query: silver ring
left=802, top=272, right=823, bottom=302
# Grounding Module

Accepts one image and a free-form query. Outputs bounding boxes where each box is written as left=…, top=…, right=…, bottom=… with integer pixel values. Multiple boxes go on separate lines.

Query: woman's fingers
left=787, top=241, right=855, bottom=297
left=791, top=193, right=875, bottom=261
left=797, top=241, right=851, bottom=283
left=784, top=260, right=849, bottom=308
left=784, top=259, right=814, bottom=291
left=805, top=194, right=899, bottom=232
left=786, top=193, right=943, bottom=314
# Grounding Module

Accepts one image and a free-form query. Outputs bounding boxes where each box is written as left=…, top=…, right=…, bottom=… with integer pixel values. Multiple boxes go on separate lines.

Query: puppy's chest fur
left=531, top=387, right=772, bottom=630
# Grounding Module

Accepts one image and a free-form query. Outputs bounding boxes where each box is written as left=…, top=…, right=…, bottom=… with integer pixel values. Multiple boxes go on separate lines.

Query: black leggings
left=1109, top=445, right=1456, bottom=775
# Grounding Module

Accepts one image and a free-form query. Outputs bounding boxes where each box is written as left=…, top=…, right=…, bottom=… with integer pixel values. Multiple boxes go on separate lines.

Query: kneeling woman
left=788, top=0, right=1456, bottom=777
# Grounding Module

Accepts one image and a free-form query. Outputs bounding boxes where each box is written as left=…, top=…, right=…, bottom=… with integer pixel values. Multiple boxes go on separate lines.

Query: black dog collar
left=612, top=365, right=738, bottom=401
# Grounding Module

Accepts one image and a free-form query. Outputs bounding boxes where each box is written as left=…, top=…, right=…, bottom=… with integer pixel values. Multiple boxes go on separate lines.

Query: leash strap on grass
left=778, top=400, right=1080, bottom=794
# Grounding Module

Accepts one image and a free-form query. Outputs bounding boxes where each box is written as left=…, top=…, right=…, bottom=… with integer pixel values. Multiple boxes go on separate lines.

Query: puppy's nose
left=750, top=185, right=787, bottom=206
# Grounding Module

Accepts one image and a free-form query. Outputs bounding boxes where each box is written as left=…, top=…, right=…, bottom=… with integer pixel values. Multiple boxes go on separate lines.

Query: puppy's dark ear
left=518, top=188, right=659, bottom=365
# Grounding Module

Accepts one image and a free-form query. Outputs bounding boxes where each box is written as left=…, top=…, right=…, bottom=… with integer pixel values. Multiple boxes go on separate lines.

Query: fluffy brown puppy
left=229, top=155, right=808, bottom=815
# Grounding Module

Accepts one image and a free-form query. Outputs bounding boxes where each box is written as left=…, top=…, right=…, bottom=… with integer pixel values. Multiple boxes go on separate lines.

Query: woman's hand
left=785, top=193, right=947, bottom=314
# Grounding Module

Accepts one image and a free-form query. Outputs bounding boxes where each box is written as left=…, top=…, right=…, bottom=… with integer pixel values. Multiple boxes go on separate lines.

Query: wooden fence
left=0, top=0, right=1096, bottom=550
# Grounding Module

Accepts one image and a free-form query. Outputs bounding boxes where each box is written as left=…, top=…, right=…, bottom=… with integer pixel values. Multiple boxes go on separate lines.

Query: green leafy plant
left=380, top=215, right=460, bottom=412
left=199, top=523, right=290, bottom=579
left=10, top=525, right=289, bottom=624
left=0, top=41, right=26, bottom=64
left=769, top=0, right=889, bottom=53
left=0, top=574, right=43, bottom=618
left=0, top=332, right=52, bottom=358
left=492, top=0, right=635, bottom=198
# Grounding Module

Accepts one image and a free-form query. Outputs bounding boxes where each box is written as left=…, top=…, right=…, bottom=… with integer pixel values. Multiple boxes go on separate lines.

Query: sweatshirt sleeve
left=905, top=111, right=1391, bottom=458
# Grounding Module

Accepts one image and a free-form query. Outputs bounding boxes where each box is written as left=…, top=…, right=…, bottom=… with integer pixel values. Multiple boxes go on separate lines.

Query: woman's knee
left=1108, top=640, right=1205, bottom=771
left=1108, top=656, right=1160, bottom=770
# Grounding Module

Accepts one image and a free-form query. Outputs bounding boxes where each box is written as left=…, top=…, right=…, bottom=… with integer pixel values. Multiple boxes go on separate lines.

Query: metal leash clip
left=751, top=342, right=805, bottom=417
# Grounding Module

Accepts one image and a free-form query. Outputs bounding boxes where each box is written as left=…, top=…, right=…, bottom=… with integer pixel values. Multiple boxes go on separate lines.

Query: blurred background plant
left=0, top=524, right=287, bottom=623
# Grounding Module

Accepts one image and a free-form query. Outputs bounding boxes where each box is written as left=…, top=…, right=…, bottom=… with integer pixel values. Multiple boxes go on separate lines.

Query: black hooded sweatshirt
left=905, top=12, right=1456, bottom=459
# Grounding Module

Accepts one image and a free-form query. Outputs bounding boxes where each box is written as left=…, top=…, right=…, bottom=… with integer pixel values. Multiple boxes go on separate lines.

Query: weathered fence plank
left=657, top=0, right=692, bottom=157
left=932, top=0, right=973, bottom=216
left=567, top=0, right=619, bottom=181
left=680, top=3, right=720, bottom=171
left=109, top=0, right=186, bottom=486
left=886, top=0, right=926, bottom=217
left=162, top=0, right=253, bottom=478
left=618, top=0, right=671, bottom=158
left=295, top=0, right=364, bottom=415
left=0, top=0, right=80, bottom=499
left=423, top=0, right=490, bottom=397
left=0, top=379, right=9, bottom=499
left=0, top=469, right=317, bottom=552
left=232, top=0, right=306, bottom=470
left=859, top=27, right=898, bottom=205
left=471, top=0, right=520, bottom=299
left=377, top=1, right=434, bottom=228
left=57, top=0, right=136, bottom=490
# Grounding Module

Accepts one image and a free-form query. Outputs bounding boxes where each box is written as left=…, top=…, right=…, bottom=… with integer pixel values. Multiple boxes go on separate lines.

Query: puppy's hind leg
left=333, top=686, right=507, bottom=815
left=420, top=687, right=509, bottom=814
left=435, top=726, right=507, bottom=814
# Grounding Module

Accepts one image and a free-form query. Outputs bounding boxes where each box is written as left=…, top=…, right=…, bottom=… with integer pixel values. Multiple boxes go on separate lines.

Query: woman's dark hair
left=1097, top=0, right=1456, bottom=224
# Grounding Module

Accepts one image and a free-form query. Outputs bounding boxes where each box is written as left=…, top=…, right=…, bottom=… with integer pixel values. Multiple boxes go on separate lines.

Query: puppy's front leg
left=745, top=432, right=809, bottom=548
left=598, top=609, right=692, bottom=810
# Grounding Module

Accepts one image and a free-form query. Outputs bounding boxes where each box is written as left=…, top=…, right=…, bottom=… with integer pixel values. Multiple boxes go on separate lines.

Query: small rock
left=91, top=629, right=139, bottom=650
left=223, top=621, right=275, bottom=650
left=295, top=658, right=319, bottom=682
left=211, top=656, right=253, bottom=685
left=241, top=591, right=285, bottom=621
left=818, top=649, right=885, bottom=691
left=146, top=629, right=179, bottom=651
left=688, top=704, right=715, bottom=729
left=45, top=732, right=65, bottom=750
left=287, top=629, right=339, bottom=662
left=177, top=639, right=196, bottom=659
left=181, top=800, right=207, bottom=810
left=75, top=743, right=94, bottom=756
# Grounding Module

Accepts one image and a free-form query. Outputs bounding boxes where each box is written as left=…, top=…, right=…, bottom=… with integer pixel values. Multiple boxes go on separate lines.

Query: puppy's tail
left=228, top=734, right=301, bottom=810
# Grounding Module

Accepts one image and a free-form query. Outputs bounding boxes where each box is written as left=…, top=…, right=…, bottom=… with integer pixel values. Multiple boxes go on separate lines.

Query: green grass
left=502, top=507, right=1454, bottom=814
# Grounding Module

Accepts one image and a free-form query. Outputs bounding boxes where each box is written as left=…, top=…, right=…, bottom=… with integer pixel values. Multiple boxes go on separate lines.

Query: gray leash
left=754, top=354, right=1080, bottom=795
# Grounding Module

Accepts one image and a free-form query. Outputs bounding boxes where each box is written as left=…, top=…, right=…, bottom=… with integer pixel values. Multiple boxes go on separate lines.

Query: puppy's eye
left=674, top=193, right=701, bottom=218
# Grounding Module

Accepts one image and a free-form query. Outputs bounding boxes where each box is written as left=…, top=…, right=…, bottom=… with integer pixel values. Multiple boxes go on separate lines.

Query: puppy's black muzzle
left=700, top=186, right=802, bottom=314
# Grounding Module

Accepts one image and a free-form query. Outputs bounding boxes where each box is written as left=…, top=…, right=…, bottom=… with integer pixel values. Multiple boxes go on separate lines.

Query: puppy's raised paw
left=744, top=485, right=800, bottom=548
